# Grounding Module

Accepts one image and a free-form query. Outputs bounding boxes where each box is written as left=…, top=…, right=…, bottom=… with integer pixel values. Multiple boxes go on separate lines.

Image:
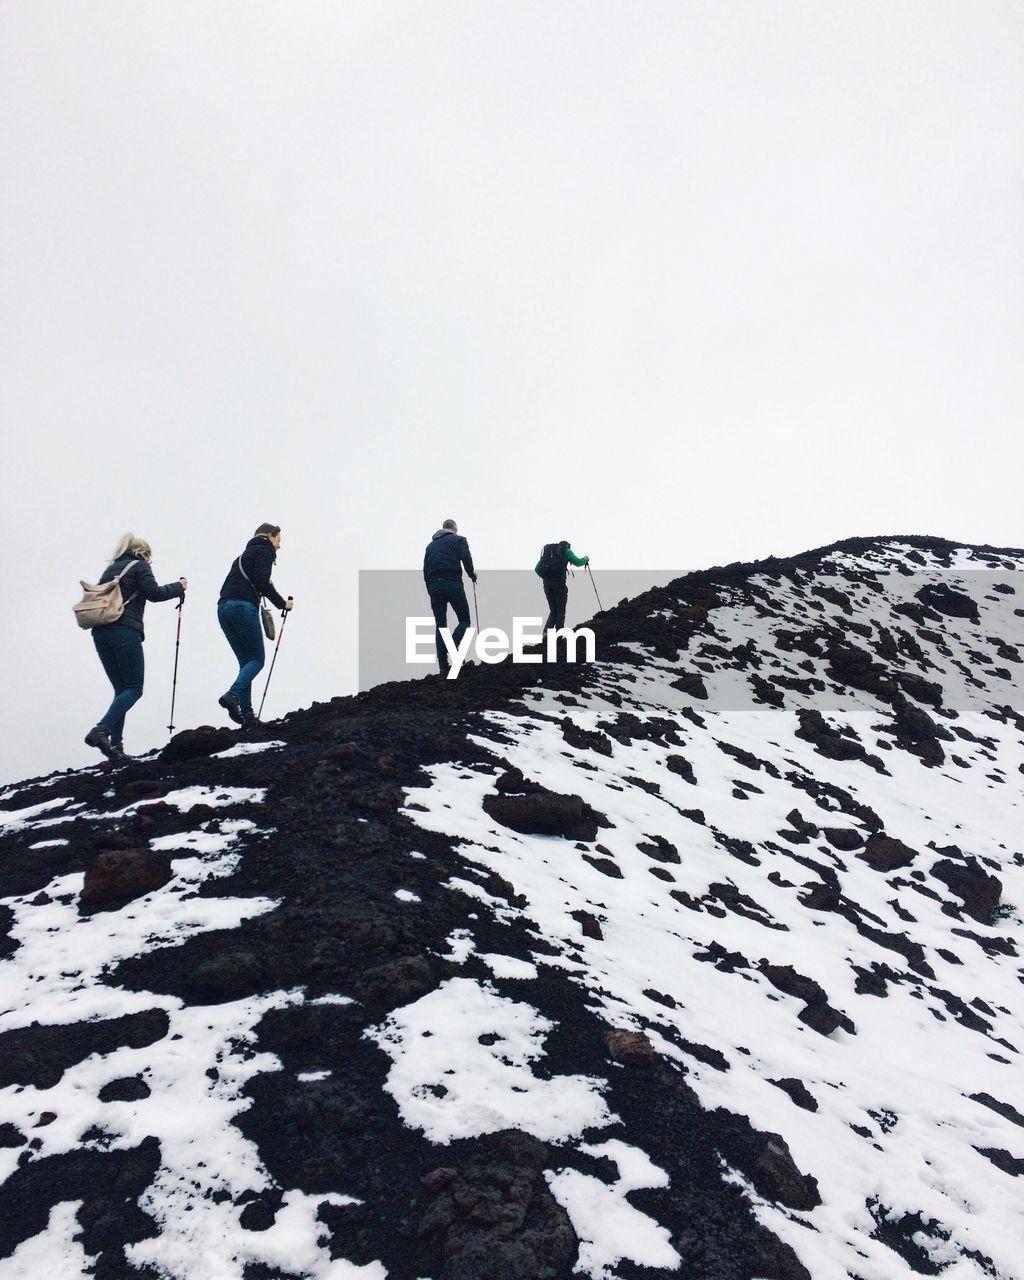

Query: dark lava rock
left=858, top=833, right=917, bottom=872
left=796, top=709, right=881, bottom=768
left=118, top=779, right=171, bottom=803
left=354, top=955, right=438, bottom=1011
left=581, top=854, right=622, bottom=879
left=418, top=1132, right=576, bottom=1280
left=826, top=642, right=895, bottom=700
left=823, top=826, right=863, bottom=851
left=0, top=1135, right=161, bottom=1259
left=0, top=904, right=15, bottom=960
left=570, top=910, right=603, bottom=940
left=0, top=1010, right=169, bottom=1089
left=969, top=1093, right=1024, bottom=1128
left=889, top=694, right=947, bottom=766
left=975, top=1148, right=1024, bottom=1177
left=671, top=671, right=708, bottom=700
left=636, top=835, right=681, bottom=864
left=931, top=856, right=1002, bottom=924
left=916, top=582, right=980, bottom=623
left=719, top=1126, right=821, bottom=1212
left=98, top=1076, right=152, bottom=1103
left=160, top=725, right=237, bottom=764
left=0, top=1122, right=26, bottom=1148
left=482, top=790, right=604, bottom=841
left=798, top=1003, right=855, bottom=1036
left=605, top=1029, right=658, bottom=1066
left=758, top=964, right=827, bottom=1006
left=770, top=1079, right=818, bottom=1112
left=239, top=1195, right=282, bottom=1231
left=80, top=849, right=174, bottom=912
left=560, top=718, right=613, bottom=756
left=785, top=808, right=820, bottom=839
left=665, top=753, right=697, bottom=784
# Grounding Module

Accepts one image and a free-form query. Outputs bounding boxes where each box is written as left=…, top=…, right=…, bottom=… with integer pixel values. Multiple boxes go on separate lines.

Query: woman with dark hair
left=85, top=533, right=187, bottom=761
left=218, top=522, right=293, bottom=727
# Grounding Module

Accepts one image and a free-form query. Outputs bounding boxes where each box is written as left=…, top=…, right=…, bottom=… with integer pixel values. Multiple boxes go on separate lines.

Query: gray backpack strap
left=236, top=555, right=264, bottom=603
left=112, top=558, right=140, bottom=606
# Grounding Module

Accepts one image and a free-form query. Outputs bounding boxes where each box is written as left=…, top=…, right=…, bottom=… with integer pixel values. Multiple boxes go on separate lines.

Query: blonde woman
left=85, top=534, right=187, bottom=761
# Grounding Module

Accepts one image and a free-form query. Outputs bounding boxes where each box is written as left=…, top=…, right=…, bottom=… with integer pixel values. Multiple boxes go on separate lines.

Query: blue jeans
left=93, top=624, right=144, bottom=745
left=218, top=600, right=265, bottom=715
left=428, top=577, right=471, bottom=672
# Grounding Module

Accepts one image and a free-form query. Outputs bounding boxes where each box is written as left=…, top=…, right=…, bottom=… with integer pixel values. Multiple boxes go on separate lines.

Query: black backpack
left=538, top=542, right=568, bottom=578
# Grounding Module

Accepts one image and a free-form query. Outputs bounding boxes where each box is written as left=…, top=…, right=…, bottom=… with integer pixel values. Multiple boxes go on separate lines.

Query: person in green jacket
left=535, top=540, right=589, bottom=632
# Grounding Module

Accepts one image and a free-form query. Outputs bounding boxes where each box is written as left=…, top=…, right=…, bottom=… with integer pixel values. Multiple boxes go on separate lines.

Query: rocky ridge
left=0, top=534, right=1021, bottom=1280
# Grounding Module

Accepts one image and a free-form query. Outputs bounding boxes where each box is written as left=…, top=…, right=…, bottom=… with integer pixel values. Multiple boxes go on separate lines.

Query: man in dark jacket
left=535, top=540, right=588, bottom=633
left=218, top=523, right=292, bottom=726
left=423, top=519, right=476, bottom=677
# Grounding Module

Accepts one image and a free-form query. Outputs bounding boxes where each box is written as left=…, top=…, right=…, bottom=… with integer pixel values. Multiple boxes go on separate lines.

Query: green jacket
left=535, top=545, right=589, bottom=577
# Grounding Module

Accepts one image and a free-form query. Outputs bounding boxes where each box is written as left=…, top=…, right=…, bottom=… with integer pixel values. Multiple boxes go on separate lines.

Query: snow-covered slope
left=1, top=536, right=1021, bottom=1280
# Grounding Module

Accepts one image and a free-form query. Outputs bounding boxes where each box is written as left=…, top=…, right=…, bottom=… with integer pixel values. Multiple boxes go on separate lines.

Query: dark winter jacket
left=99, top=555, right=184, bottom=639
left=534, top=542, right=588, bottom=580
left=219, top=536, right=287, bottom=609
left=423, top=529, right=476, bottom=586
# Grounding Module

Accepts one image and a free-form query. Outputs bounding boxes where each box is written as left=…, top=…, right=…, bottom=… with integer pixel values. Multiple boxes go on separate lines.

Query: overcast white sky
left=2, top=1, right=1022, bottom=783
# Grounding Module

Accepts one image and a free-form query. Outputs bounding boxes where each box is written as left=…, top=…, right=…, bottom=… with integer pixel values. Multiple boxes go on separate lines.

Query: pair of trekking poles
left=468, top=564, right=603, bottom=629
left=167, top=596, right=292, bottom=735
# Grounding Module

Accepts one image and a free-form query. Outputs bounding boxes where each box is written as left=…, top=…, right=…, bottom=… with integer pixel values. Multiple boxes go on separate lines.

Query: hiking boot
left=218, top=692, right=243, bottom=725
left=109, top=741, right=130, bottom=764
left=240, top=711, right=260, bottom=731
left=84, top=726, right=115, bottom=758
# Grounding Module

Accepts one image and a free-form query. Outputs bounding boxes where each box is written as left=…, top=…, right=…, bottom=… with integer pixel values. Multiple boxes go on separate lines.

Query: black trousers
left=543, top=578, right=568, bottom=631
left=428, top=577, right=471, bottom=672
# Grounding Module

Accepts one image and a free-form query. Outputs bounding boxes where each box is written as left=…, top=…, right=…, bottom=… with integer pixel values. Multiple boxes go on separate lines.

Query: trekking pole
left=257, top=599, right=293, bottom=720
left=472, top=578, right=480, bottom=630
left=586, top=564, right=604, bottom=612
left=167, top=592, right=185, bottom=735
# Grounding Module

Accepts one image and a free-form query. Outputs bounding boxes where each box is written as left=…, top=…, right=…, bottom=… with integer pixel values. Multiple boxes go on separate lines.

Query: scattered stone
left=418, top=1131, right=576, bottom=1280
left=975, top=1148, right=1024, bottom=1177
left=823, top=827, right=863, bottom=851
left=0, top=1010, right=169, bottom=1090
left=569, top=910, right=603, bottom=940
left=721, top=1126, right=821, bottom=1211
left=671, top=672, right=708, bottom=700
left=665, top=753, right=697, bottom=784
left=969, top=1093, right=1024, bottom=1128
left=560, top=719, right=613, bottom=756
left=858, top=833, right=917, bottom=872
left=931, top=856, right=1002, bottom=924
left=80, top=849, right=174, bottom=912
left=98, top=1077, right=151, bottom=1103
left=482, top=790, right=605, bottom=841
left=770, top=1079, right=818, bottom=1112
left=605, top=1029, right=658, bottom=1066
left=160, top=726, right=237, bottom=764
left=636, top=835, right=680, bottom=864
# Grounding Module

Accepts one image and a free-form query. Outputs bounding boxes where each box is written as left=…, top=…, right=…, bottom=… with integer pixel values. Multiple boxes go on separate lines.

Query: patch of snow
left=443, top=929, right=475, bottom=964
left=212, top=740, right=286, bottom=759
left=546, top=1140, right=681, bottom=1279
left=368, top=977, right=612, bottom=1144
left=0, top=1201, right=94, bottom=1278
left=105, top=786, right=266, bottom=819
left=479, top=953, right=538, bottom=980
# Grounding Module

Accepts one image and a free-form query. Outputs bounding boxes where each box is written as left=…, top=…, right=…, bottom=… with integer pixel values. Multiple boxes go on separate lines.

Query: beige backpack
left=72, top=560, right=140, bottom=629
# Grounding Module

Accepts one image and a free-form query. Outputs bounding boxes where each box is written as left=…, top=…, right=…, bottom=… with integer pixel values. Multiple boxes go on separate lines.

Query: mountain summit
left=1, top=535, right=1022, bottom=1280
